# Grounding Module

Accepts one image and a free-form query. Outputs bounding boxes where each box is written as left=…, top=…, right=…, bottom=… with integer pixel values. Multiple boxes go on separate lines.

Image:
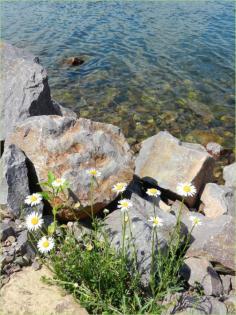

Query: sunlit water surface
left=1, top=0, right=235, bottom=148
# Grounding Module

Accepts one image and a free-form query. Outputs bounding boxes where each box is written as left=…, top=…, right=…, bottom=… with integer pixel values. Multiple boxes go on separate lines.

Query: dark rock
left=0, top=144, right=30, bottom=217
left=0, top=42, right=60, bottom=142
left=15, top=230, right=28, bottom=255
left=0, top=222, right=15, bottom=242
left=65, top=57, right=85, bottom=66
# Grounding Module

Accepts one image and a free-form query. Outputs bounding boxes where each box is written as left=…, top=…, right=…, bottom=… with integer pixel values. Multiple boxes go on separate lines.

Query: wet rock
left=135, top=131, right=215, bottom=207
left=182, top=213, right=235, bottom=273
left=206, top=142, right=223, bottom=160
left=223, top=162, right=236, bottom=188
left=0, top=42, right=60, bottom=142
left=105, top=193, right=180, bottom=287
left=65, top=56, right=85, bottom=66
left=187, top=100, right=214, bottom=123
left=201, top=183, right=235, bottom=218
left=0, top=222, right=15, bottom=242
left=6, top=115, right=134, bottom=220
left=185, top=130, right=224, bottom=146
left=181, top=257, right=223, bottom=296
left=0, top=145, right=31, bottom=217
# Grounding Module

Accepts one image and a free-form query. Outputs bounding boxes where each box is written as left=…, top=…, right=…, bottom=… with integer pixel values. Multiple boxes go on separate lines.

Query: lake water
left=1, top=0, right=235, bottom=148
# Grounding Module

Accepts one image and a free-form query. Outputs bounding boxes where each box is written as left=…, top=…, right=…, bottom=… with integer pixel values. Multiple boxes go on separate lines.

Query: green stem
left=150, top=227, right=156, bottom=296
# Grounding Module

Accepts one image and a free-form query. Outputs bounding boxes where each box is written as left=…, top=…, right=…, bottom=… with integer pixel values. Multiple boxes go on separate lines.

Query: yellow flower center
left=149, top=188, right=157, bottom=194
left=116, top=184, right=124, bottom=189
left=86, top=244, right=93, bottom=251
left=42, top=240, right=50, bottom=248
left=31, top=217, right=39, bottom=225
left=183, top=185, right=191, bottom=193
left=90, top=170, right=97, bottom=175
left=31, top=196, right=38, bottom=202
left=153, top=218, right=159, bottom=225
left=121, top=202, right=129, bottom=208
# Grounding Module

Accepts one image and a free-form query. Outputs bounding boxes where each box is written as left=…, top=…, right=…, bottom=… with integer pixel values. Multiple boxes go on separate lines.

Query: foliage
left=25, top=172, right=200, bottom=314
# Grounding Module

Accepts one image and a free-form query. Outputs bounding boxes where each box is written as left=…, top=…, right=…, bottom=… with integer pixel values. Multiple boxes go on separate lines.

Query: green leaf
left=48, top=171, right=56, bottom=184
left=40, top=191, right=50, bottom=201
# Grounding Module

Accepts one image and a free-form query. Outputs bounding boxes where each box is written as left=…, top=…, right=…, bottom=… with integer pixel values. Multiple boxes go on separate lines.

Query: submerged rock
left=135, top=131, right=215, bottom=207
left=6, top=116, right=134, bottom=220
left=0, top=42, right=60, bottom=142
left=64, top=56, right=85, bottom=66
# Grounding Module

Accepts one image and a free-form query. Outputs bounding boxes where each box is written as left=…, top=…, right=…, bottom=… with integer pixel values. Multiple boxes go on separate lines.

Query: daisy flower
left=148, top=216, right=164, bottom=228
left=37, top=236, right=54, bottom=254
left=25, top=193, right=42, bottom=206
left=85, top=243, right=93, bottom=251
left=146, top=188, right=161, bottom=197
left=86, top=168, right=101, bottom=178
left=176, top=182, right=197, bottom=197
left=118, top=199, right=133, bottom=212
left=112, top=182, right=127, bottom=194
left=190, top=215, right=202, bottom=227
left=52, top=178, right=66, bottom=188
left=26, top=212, right=44, bottom=231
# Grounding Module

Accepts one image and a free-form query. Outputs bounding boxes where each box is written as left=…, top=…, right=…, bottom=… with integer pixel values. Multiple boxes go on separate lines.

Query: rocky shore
left=0, top=42, right=235, bottom=314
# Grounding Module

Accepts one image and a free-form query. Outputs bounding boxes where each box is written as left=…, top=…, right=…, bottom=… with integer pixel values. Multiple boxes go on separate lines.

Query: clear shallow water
left=1, top=0, right=235, bottom=148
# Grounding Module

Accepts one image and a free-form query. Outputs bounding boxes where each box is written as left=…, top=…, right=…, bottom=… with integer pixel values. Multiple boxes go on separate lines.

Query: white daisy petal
left=37, top=236, right=55, bottom=254
left=86, top=168, right=101, bottom=178
left=190, top=215, right=202, bottom=227
left=25, top=193, right=42, bottom=206
left=26, top=212, right=44, bottom=231
left=146, top=188, right=161, bottom=197
left=176, top=182, right=197, bottom=197
left=118, top=199, right=133, bottom=212
left=112, top=182, right=127, bottom=194
left=52, top=178, right=66, bottom=188
left=148, top=216, right=163, bottom=228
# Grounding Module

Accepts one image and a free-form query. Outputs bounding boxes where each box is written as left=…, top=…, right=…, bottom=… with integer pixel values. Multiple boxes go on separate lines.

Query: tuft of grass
left=25, top=172, right=199, bottom=314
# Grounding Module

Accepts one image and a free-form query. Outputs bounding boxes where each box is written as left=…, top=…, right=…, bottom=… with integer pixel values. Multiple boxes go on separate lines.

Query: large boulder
left=135, top=131, right=215, bottom=207
left=105, top=193, right=180, bottom=287
left=0, top=42, right=61, bottom=142
left=200, top=183, right=235, bottom=218
left=0, top=144, right=30, bottom=217
left=223, top=162, right=236, bottom=189
left=6, top=115, right=134, bottom=220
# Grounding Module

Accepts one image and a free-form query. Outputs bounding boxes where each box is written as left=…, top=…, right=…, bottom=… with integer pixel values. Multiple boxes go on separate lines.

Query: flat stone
left=0, top=266, right=88, bottom=315
left=220, top=275, right=233, bottom=295
left=201, top=183, right=235, bottom=218
left=135, top=131, right=214, bottom=207
left=6, top=115, right=134, bottom=220
left=105, top=193, right=180, bottom=287
left=181, top=257, right=223, bottom=296
left=0, top=145, right=31, bottom=217
left=223, top=162, right=236, bottom=188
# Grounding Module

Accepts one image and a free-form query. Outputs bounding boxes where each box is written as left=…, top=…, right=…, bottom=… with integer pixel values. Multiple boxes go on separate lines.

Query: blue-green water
left=1, top=1, right=235, bottom=147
